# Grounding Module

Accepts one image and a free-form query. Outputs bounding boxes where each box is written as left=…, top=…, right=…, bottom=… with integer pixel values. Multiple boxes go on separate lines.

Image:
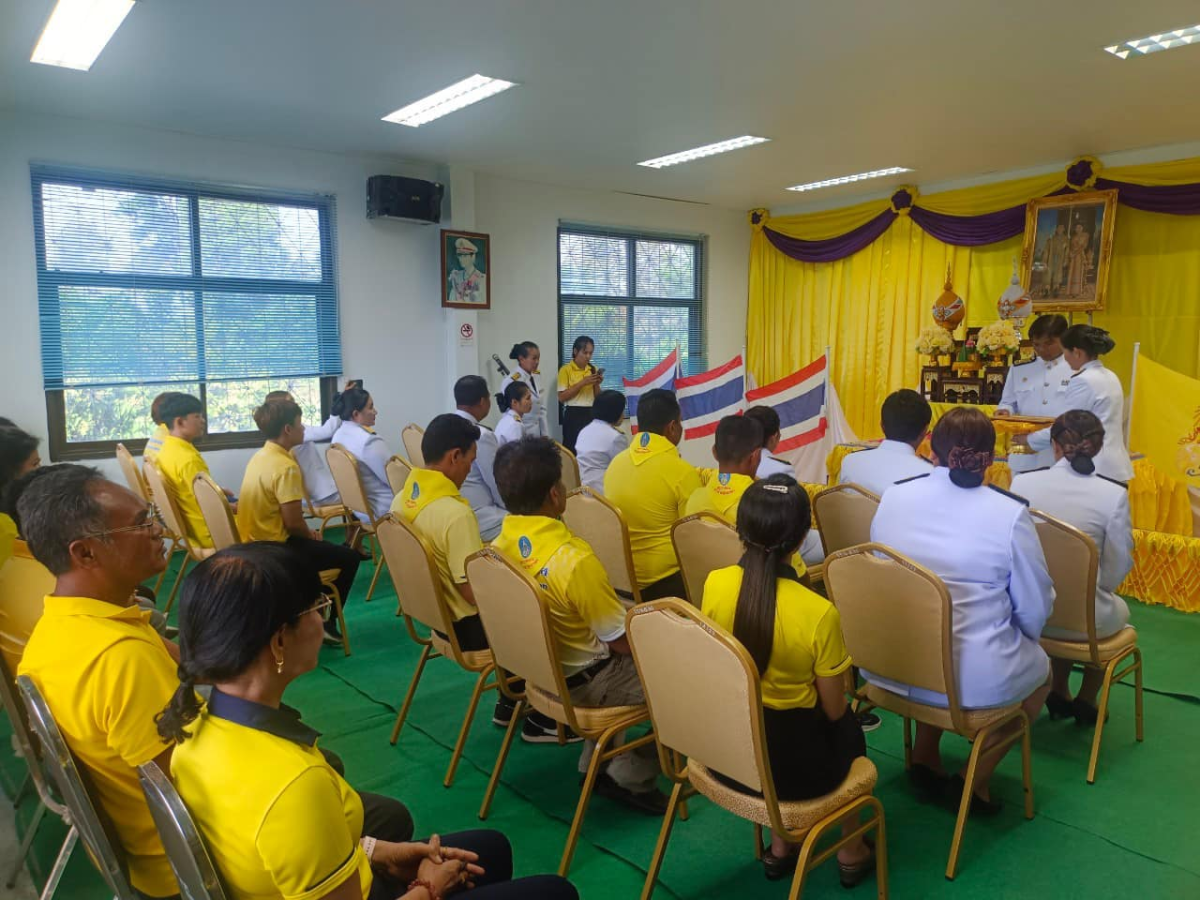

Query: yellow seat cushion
left=527, top=684, right=647, bottom=737
left=430, top=631, right=493, bottom=671
left=688, top=756, right=877, bottom=832
left=863, top=683, right=1018, bottom=739
left=309, top=503, right=348, bottom=518
left=1040, top=626, right=1138, bottom=664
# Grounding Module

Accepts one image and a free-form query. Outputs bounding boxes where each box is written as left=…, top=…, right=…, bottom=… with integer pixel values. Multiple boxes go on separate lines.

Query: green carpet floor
left=4, top=547, right=1199, bottom=899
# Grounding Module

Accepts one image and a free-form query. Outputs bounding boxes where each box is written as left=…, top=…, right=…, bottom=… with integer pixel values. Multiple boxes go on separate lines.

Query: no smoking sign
left=458, top=322, right=475, bottom=346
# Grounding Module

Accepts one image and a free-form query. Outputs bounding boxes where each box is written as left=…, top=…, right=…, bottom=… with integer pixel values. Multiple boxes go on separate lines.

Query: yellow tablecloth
left=1119, top=530, right=1200, bottom=613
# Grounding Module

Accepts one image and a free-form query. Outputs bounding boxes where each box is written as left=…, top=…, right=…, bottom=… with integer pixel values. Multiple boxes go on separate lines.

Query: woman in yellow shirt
left=158, top=543, right=578, bottom=900
left=0, top=422, right=41, bottom=569
left=700, top=475, right=875, bottom=887
left=556, top=336, right=604, bottom=454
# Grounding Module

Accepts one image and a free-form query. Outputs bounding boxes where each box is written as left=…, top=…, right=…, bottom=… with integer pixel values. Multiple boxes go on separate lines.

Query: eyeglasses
left=77, top=503, right=165, bottom=540
left=303, top=594, right=335, bottom=622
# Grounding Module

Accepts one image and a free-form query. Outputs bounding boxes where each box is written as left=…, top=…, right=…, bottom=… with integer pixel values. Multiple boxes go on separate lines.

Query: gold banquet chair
left=401, top=422, right=426, bottom=468
left=1031, top=509, right=1143, bottom=783
left=296, top=464, right=351, bottom=541
left=192, top=472, right=352, bottom=657
left=116, top=443, right=181, bottom=593
left=670, top=513, right=743, bottom=607
left=376, top=515, right=497, bottom=787
left=824, top=543, right=1035, bottom=881
left=554, top=441, right=581, bottom=494
left=627, top=599, right=887, bottom=900
left=325, top=443, right=388, bottom=601
left=563, top=487, right=641, bottom=606
left=812, top=483, right=881, bottom=558
left=465, top=548, right=656, bottom=877
left=385, top=454, right=413, bottom=496
left=143, top=459, right=215, bottom=613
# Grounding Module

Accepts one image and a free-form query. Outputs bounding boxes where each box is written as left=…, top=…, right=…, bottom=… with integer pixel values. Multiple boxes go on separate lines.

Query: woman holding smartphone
left=557, top=335, right=604, bottom=454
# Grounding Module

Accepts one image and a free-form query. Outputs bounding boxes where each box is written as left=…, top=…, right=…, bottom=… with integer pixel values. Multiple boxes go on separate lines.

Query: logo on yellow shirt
left=638, top=432, right=651, bottom=449
left=404, top=482, right=420, bottom=508
left=718, top=472, right=731, bottom=485
left=519, top=536, right=533, bottom=558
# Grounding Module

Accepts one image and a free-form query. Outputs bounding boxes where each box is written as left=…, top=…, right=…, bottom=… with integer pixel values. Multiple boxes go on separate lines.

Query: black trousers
left=639, top=569, right=687, bottom=603
left=560, top=406, right=593, bottom=455
left=434, top=614, right=490, bottom=652
left=286, top=536, right=361, bottom=620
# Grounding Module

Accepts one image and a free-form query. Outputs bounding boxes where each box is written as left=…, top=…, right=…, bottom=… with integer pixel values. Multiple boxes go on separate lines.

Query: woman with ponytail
left=162, top=542, right=577, bottom=900
left=505, top=341, right=549, bottom=437
left=869, top=407, right=1053, bottom=813
left=1011, top=410, right=1134, bottom=723
left=493, top=381, right=533, bottom=445
left=330, top=385, right=396, bottom=527
left=701, top=476, right=875, bottom=886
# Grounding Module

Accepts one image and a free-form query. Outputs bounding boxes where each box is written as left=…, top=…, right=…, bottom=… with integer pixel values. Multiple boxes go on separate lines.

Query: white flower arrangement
left=976, top=320, right=1021, bottom=355
left=915, top=327, right=955, bottom=357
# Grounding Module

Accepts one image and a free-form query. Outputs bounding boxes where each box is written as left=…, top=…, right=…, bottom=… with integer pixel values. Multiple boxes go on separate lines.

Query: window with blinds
left=30, top=165, right=341, bottom=456
left=557, top=225, right=706, bottom=392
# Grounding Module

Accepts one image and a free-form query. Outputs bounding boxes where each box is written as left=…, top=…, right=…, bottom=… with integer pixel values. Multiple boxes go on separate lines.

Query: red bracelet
left=408, top=878, right=439, bottom=900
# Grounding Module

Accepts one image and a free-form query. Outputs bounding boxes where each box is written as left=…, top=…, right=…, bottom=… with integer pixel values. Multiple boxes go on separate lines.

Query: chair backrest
left=325, top=443, right=376, bottom=521
left=385, top=454, right=413, bottom=496
left=555, top=441, right=581, bottom=494
left=144, top=460, right=196, bottom=552
left=1031, top=509, right=1100, bottom=656
left=138, top=761, right=229, bottom=900
left=627, top=599, right=774, bottom=800
left=563, top=488, right=639, bottom=601
left=192, top=473, right=240, bottom=551
left=0, top=539, right=54, bottom=675
left=401, top=423, right=426, bottom=469
left=671, top=513, right=743, bottom=606
left=813, top=483, right=881, bottom=557
left=465, top=549, right=567, bottom=700
left=823, top=543, right=964, bottom=728
left=0, top=654, right=63, bottom=817
left=17, top=675, right=136, bottom=899
left=374, top=515, right=456, bottom=638
left=115, top=443, right=149, bottom=502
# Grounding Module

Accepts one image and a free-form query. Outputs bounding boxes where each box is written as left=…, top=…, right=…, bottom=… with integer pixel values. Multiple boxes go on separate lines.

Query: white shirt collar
left=455, top=408, right=480, bottom=425
left=878, top=439, right=918, bottom=456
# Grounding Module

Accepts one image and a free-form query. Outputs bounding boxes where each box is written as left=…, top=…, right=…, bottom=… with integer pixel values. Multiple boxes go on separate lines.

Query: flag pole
left=823, top=344, right=832, bottom=416
left=1126, top=341, right=1140, bottom=445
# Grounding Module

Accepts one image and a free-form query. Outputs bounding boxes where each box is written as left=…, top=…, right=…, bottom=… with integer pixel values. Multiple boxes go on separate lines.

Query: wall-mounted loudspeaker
left=366, top=175, right=444, bottom=224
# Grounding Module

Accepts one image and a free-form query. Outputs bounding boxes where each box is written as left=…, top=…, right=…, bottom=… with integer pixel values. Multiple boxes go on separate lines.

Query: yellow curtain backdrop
left=749, top=156, right=1200, bottom=439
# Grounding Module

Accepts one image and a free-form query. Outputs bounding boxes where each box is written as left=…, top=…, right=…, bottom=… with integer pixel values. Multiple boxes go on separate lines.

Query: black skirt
left=560, top=405, right=594, bottom=455
left=715, top=703, right=866, bottom=801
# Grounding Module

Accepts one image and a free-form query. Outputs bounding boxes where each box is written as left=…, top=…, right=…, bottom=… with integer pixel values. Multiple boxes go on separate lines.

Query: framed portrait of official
left=441, top=229, right=491, bottom=310
left=1020, top=189, right=1117, bottom=313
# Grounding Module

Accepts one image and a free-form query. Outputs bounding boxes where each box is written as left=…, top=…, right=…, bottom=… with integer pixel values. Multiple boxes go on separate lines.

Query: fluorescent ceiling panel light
left=30, top=0, right=135, bottom=71
left=382, top=74, right=517, bottom=127
left=786, top=166, right=913, bottom=192
left=637, top=136, right=771, bottom=169
left=1105, top=25, right=1200, bottom=59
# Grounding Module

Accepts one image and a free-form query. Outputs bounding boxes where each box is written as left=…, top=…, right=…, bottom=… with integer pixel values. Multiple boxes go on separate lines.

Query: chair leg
left=902, top=716, right=912, bottom=770
left=753, top=823, right=764, bottom=860
left=444, top=668, right=495, bottom=788
left=390, top=645, right=433, bottom=745
left=1021, top=714, right=1034, bottom=820
left=39, top=825, right=77, bottom=900
left=1087, top=656, right=1120, bottom=785
left=164, top=554, right=192, bottom=615
left=1133, top=648, right=1144, bottom=743
left=559, top=723, right=618, bottom=876
left=365, top=552, right=386, bottom=602
left=479, top=698, right=526, bottom=820
left=12, top=772, right=31, bottom=808
left=871, top=796, right=889, bottom=900
left=672, top=750, right=689, bottom=821
left=6, top=800, right=45, bottom=888
left=639, top=780, right=685, bottom=900
left=945, top=731, right=986, bottom=881
left=329, top=584, right=351, bottom=657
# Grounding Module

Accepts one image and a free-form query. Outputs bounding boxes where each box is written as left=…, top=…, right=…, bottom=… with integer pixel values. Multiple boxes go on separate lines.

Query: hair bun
left=1069, top=454, right=1096, bottom=475
left=949, top=468, right=986, bottom=488
left=508, top=343, right=523, bottom=360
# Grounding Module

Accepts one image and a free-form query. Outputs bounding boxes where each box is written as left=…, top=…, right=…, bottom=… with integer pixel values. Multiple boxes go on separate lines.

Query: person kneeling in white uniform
left=839, top=389, right=933, bottom=496
left=574, top=390, right=629, bottom=494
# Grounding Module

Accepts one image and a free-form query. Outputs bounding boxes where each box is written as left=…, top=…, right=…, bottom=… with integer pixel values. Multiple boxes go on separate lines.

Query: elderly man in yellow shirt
left=603, top=389, right=703, bottom=602
left=16, top=464, right=181, bottom=899
left=493, top=436, right=667, bottom=814
left=153, top=393, right=236, bottom=548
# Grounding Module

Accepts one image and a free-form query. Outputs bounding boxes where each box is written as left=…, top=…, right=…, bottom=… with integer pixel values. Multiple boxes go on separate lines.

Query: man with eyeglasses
left=17, top=464, right=182, bottom=900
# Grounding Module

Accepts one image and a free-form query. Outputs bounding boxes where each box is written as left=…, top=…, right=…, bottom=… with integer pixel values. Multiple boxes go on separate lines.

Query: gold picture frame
left=1021, top=189, right=1117, bottom=312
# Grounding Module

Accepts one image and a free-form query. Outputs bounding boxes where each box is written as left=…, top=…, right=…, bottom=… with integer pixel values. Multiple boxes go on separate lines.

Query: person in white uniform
left=494, top=381, right=532, bottom=446
left=453, top=375, right=507, bottom=540
left=839, top=390, right=933, bottom=495
left=265, top=389, right=340, bottom=505
left=1021, top=325, right=1133, bottom=483
left=869, top=407, right=1053, bottom=810
left=574, top=390, right=629, bottom=493
left=507, top=341, right=550, bottom=438
left=1010, top=410, right=1133, bottom=725
left=995, top=314, right=1073, bottom=474
left=329, top=386, right=394, bottom=524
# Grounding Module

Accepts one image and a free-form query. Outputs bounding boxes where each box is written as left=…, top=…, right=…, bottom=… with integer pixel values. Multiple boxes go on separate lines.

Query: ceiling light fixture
left=1105, top=25, right=1200, bottom=59
left=637, top=136, right=771, bottom=169
left=30, top=0, right=135, bottom=71
left=786, top=166, right=913, bottom=192
left=382, top=74, right=518, bottom=127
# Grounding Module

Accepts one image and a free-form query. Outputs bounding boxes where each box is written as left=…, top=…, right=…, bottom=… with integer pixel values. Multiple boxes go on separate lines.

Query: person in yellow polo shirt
left=557, top=335, right=604, bottom=454
left=700, top=476, right=874, bottom=886
left=153, top=393, right=235, bottom=548
left=603, top=389, right=701, bottom=601
left=142, top=391, right=179, bottom=463
left=492, top=437, right=666, bottom=814
left=0, top=422, right=40, bottom=569
left=160, top=542, right=577, bottom=900
left=16, top=464, right=181, bottom=898
left=239, top=397, right=361, bottom=644
left=684, top=414, right=762, bottom=522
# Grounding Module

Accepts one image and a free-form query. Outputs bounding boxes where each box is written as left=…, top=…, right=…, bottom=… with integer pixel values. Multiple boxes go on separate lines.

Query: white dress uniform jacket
left=574, top=420, right=629, bottom=493
left=1011, top=459, right=1133, bottom=639
left=838, top=440, right=933, bottom=496
left=868, top=468, right=1054, bottom=708
left=997, top=354, right=1074, bottom=473
left=330, top=420, right=394, bottom=520
left=453, top=409, right=507, bottom=541
left=293, top=415, right=341, bottom=505
left=508, top=368, right=549, bottom=438
left=495, top=409, right=524, bottom=446
left=1028, top=360, right=1133, bottom=483
left=754, top=452, right=824, bottom=565
left=756, top=454, right=794, bottom=479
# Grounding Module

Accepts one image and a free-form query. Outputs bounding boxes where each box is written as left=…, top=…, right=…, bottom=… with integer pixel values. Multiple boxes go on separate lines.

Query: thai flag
left=745, top=353, right=828, bottom=452
left=676, top=354, right=746, bottom=441
left=622, top=348, right=679, bottom=431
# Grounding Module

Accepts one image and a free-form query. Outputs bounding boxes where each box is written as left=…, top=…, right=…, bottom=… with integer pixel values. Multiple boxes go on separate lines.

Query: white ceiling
left=4, top=0, right=1200, bottom=210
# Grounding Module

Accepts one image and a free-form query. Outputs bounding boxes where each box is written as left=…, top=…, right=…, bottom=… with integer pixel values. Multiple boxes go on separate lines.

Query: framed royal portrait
left=441, top=229, right=491, bottom=310
left=1021, top=189, right=1117, bottom=312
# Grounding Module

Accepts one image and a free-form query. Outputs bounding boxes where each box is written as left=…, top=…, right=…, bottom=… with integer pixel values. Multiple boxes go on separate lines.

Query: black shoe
left=1046, top=691, right=1074, bottom=720
left=1072, top=698, right=1108, bottom=727
left=163, top=626, right=180, bottom=640
left=493, top=696, right=517, bottom=727
left=322, top=630, right=344, bottom=647
left=761, top=848, right=799, bottom=881
left=838, top=843, right=876, bottom=889
left=907, top=763, right=950, bottom=802
left=948, top=774, right=1003, bottom=817
left=342, top=541, right=372, bottom=561
left=856, top=711, right=882, bottom=733
left=591, top=772, right=668, bottom=815
left=521, top=717, right=582, bottom=744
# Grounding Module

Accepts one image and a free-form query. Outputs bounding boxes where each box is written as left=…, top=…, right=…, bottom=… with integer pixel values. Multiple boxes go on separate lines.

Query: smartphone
left=596, top=368, right=606, bottom=378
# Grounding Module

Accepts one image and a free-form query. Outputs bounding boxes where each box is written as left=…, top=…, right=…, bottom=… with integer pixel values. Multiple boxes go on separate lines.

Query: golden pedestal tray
left=992, top=414, right=1054, bottom=455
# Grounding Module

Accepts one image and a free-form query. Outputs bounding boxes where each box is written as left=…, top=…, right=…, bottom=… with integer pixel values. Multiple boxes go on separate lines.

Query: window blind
left=31, top=165, right=342, bottom=391
left=557, top=224, right=706, bottom=390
